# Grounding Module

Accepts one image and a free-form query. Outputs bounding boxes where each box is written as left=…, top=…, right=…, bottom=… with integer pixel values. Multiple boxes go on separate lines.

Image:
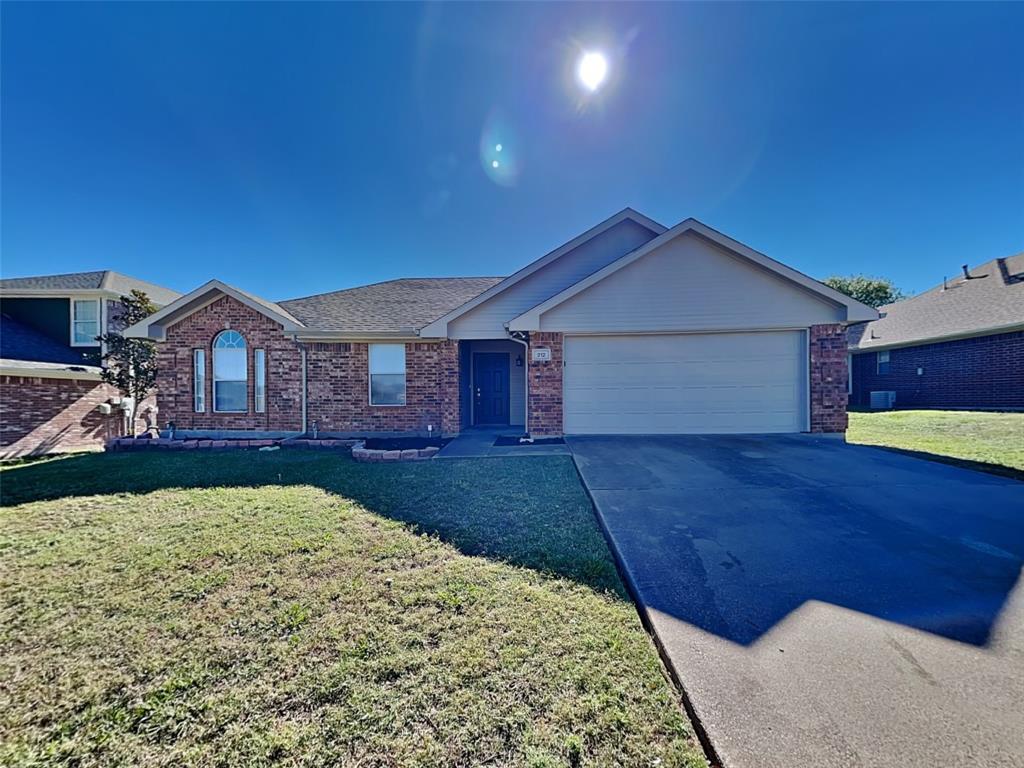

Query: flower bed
left=105, top=437, right=359, bottom=451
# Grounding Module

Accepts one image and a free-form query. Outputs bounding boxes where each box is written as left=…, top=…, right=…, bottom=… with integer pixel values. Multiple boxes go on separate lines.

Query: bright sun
left=577, top=51, right=608, bottom=92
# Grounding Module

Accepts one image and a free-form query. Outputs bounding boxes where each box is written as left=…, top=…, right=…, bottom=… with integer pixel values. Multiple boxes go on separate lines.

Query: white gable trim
left=508, top=219, right=879, bottom=330
left=417, top=208, right=666, bottom=337
left=123, top=280, right=304, bottom=341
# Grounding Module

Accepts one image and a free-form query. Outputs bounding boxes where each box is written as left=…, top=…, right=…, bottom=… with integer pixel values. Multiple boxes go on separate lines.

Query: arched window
left=213, top=330, right=247, bottom=412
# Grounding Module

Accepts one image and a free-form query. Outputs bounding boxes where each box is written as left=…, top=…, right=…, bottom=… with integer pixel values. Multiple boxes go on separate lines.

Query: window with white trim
left=877, top=350, right=890, bottom=375
left=213, top=330, right=247, bottom=412
left=254, top=349, right=266, bottom=413
left=194, top=349, right=206, bottom=412
left=369, top=344, right=406, bottom=405
left=71, top=299, right=101, bottom=345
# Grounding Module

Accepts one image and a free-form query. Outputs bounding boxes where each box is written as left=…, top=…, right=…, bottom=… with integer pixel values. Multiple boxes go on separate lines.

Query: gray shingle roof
left=0, top=270, right=181, bottom=306
left=848, top=253, right=1024, bottom=350
left=279, top=277, right=504, bottom=332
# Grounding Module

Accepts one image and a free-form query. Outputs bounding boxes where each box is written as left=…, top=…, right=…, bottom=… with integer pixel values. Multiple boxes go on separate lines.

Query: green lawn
left=0, top=451, right=705, bottom=768
left=847, top=410, right=1024, bottom=474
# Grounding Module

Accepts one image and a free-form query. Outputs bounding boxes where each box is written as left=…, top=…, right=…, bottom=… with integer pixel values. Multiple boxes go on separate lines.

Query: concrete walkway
left=436, top=426, right=570, bottom=458
left=568, top=434, right=1024, bottom=768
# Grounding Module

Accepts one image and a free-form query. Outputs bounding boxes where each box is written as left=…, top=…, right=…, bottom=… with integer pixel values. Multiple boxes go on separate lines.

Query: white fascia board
left=123, top=280, right=305, bottom=340
left=508, top=219, right=879, bottom=330
left=0, top=359, right=104, bottom=380
left=417, top=208, right=667, bottom=338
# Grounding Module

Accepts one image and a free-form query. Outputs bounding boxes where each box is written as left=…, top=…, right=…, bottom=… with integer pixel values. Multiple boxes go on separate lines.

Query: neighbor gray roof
left=849, top=253, right=1024, bottom=351
left=0, top=314, right=90, bottom=365
left=0, top=270, right=181, bottom=306
left=279, top=277, right=504, bottom=332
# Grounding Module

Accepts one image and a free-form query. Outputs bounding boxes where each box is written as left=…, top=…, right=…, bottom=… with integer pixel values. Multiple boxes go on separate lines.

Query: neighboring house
left=125, top=209, right=876, bottom=439
left=848, top=254, right=1024, bottom=411
left=0, top=271, right=181, bottom=457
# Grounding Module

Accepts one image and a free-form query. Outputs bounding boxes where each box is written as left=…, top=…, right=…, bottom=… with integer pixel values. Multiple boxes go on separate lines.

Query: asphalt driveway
left=568, top=434, right=1024, bottom=768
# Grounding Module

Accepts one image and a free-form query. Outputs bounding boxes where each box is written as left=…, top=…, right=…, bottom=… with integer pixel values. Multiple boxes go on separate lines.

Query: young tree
left=823, top=275, right=905, bottom=308
left=96, top=289, right=159, bottom=437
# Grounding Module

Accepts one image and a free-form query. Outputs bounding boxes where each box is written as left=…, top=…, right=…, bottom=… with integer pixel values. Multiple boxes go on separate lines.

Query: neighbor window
left=193, top=349, right=206, bottom=412
left=213, top=330, right=247, bottom=412
left=369, top=343, right=406, bottom=405
left=254, top=349, right=266, bottom=413
left=71, top=299, right=100, bottom=345
left=877, top=350, right=890, bottom=375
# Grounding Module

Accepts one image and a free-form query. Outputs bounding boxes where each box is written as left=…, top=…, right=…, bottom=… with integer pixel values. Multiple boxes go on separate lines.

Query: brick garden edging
left=105, top=437, right=360, bottom=451
left=104, top=436, right=439, bottom=461
left=350, top=440, right=440, bottom=462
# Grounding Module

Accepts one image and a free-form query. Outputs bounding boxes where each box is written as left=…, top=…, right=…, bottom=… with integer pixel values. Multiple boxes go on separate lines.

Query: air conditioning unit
left=869, top=391, right=897, bottom=410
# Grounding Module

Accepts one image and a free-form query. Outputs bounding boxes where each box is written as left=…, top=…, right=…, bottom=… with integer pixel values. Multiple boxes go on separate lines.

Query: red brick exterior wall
left=527, top=332, right=563, bottom=436
left=850, top=330, right=1024, bottom=411
left=156, top=296, right=304, bottom=431
left=0, top=376, right=152, bottom=458
left=809, top=323, right=848, bottom=433
left=306, top=340, right=460, bottom=435
left=155, top=295, right=462, bottom=435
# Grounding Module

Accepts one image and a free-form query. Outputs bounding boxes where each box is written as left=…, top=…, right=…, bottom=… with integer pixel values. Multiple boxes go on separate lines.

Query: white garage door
left=563, top=332, right=806, bottom=434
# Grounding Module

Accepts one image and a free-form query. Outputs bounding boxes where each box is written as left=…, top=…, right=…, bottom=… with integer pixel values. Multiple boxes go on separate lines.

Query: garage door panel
left=563, top=332, right=805, bottom=434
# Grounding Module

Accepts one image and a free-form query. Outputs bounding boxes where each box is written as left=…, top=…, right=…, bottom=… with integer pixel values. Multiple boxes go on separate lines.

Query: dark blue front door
left=473, top=353, right=510, bottom=425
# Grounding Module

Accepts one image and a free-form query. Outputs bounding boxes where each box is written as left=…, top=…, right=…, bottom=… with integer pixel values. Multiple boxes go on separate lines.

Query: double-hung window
left=213, top=330, right=248, bottom=412
left=254, top=349, right=266, bottom=413
left=877, top=350, right=890, bottom=375
left=71, top=299, right=101, bottom=345
left=369, top=344, right=406, bottom=405
left=194, top=349, right=206, bottom=412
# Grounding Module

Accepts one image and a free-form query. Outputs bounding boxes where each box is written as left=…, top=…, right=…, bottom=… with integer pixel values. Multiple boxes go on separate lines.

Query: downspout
left=300, top=343, right=308, bottom=435
left=507, top=329, right=530, bottom=437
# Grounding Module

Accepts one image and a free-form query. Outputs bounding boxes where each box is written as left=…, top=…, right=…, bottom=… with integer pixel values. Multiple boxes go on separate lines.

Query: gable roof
left=418, top=208, right=666, bottom=337
left=279, top=277, right=504, bottom=333
left=0, top=313, right=91, bottom=365
left=848, top=253, right=1024, bottom=351
left=124, top=277, right=505, bottom=340
left=508, top=218, right=879, bottom=330
left=0, top=270, right=181, bottom=306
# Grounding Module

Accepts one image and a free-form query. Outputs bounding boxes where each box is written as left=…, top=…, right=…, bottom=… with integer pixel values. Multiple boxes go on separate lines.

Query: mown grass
left=847, top=410, right=1024, bottom=474
left=0, top=451, right=705, bottom=768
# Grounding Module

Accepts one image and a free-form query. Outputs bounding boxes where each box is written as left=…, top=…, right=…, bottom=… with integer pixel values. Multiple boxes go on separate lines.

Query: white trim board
left=508, top=220, right=878, bottom=330
left=123, top=280, right=305, bottom=340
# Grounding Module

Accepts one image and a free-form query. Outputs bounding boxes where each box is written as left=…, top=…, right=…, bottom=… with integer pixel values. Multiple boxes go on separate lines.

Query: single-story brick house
left=125, top=210, right=877, bottom=438
left=0, top=271, right=181, bottom=457
left=848, top=254, right=1024, bottom=411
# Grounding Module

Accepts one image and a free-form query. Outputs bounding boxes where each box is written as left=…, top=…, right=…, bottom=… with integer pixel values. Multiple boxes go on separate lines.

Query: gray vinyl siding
left=448, top=219, right=658, bottom=339
left=539, top=232, right=844, bottom=332
left=467, top=339, right=526, bottom=426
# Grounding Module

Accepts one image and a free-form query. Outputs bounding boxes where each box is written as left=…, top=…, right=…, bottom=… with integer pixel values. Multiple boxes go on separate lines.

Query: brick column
left=809, top=324, right=848, bottom=433
left=527, top=332, right=563, bottom=436
left=437, top=340, right=461, bottom=435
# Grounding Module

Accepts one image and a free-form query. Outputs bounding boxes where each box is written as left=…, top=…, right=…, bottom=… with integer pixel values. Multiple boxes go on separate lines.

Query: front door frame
left=471, top=351, right=511, bottom=426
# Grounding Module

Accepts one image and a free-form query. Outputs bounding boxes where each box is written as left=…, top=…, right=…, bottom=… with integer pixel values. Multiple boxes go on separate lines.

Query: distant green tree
left=96, top=290, right=159, bottom=436
left=823, top=275, right=905, bottom=308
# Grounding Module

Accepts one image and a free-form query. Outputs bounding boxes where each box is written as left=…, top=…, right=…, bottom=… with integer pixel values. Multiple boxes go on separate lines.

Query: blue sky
left=2, top=2, right=1021, bottom=299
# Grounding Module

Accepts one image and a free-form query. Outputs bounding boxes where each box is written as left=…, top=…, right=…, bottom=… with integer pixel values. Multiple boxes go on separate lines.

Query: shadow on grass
left=849, top=442, right=1024, bottom=482
left=0, top=449, right=628, bottom=598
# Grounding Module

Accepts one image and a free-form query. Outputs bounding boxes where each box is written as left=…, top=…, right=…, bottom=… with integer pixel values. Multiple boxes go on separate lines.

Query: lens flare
left=578, top=51, right=608, bottom=91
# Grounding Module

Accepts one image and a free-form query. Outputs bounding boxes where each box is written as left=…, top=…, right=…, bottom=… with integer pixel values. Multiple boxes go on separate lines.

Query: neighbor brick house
left=0, top=271, right=180, bottom=457
left=848, top=254, right=1024, bottom=411
left=126, top=210, right=877, bottom=438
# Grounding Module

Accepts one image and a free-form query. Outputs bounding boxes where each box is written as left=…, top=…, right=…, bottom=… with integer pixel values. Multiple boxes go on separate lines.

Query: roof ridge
left=278, top=275, right=504, bottom=304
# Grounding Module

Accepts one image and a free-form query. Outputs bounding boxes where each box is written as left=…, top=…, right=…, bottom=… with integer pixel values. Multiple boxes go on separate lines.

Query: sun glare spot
left=492, top=160, right=499, bottom=168
left=578, top=51, right=608, bottom=92
left=495, top=143, right=503, bottom=152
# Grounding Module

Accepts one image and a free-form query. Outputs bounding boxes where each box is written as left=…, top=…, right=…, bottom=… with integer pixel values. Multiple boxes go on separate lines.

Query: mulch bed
left=362, top=436, right=452, bottom=451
